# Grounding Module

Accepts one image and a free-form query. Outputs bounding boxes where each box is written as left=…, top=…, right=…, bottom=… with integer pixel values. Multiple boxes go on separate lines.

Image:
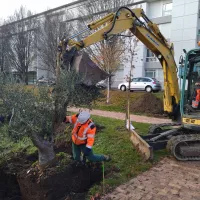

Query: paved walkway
left=101, top=158, right=200, bottom=200
left=67, top=107, right=171, bottom=124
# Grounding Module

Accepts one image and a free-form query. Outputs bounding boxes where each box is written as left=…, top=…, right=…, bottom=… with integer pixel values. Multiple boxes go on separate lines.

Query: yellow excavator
left=57, top=6, right=200, bottom=161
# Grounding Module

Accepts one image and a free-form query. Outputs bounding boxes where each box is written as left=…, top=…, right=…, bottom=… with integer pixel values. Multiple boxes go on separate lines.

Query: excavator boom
left=59, top=7, right=180, bottom=116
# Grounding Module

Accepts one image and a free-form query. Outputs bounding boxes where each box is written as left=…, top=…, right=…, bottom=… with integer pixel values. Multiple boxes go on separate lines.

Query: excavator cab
left=180, top=48, right=200, bottom=131
left=136, top=49, right=200, bottom=161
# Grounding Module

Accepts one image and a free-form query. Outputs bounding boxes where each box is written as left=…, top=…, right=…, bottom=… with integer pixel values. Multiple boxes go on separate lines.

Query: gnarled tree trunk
left=31, top=135, right=55, bottom=167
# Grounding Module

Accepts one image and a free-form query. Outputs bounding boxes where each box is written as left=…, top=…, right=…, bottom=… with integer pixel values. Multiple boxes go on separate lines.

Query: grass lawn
left=0, top=125, right=37, bottom=167
left=88, top=115, right=168, bottom=198
left=92, top=90, right=163, bottom=114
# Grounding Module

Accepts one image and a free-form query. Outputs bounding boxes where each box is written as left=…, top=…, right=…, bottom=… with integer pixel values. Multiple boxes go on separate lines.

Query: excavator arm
left=59, top=7, right=180, bottom=117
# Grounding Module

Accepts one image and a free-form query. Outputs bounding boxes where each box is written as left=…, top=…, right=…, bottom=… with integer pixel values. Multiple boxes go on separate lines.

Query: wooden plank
left=129, top=129, right=153, bottom=161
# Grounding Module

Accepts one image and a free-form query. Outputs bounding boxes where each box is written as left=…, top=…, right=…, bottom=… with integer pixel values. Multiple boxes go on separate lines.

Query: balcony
left=144, top=56, right=161, bottom=69
left=146, top=56, right=158, bottom=62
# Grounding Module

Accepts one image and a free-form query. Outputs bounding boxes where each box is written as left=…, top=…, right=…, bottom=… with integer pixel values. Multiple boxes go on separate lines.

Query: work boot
left=103, top=155, right=111, bottom=162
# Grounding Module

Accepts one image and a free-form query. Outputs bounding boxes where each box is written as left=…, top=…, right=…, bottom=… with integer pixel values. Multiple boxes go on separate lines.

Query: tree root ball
left=17, top=161, right=102, bottom=200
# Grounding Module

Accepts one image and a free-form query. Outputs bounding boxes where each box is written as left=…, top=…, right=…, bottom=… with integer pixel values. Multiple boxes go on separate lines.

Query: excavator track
left=167, top=133, right=200, bottom=161
left=148, top=122, right=182, bottom=135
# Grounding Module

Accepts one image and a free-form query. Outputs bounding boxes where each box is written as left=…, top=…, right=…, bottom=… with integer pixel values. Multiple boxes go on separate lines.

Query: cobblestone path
left=102, top=158, right=200, bottom=200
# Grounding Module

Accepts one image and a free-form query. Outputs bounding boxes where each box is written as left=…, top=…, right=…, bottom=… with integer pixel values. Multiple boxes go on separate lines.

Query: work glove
left=84, top=147, right=91, bottom=156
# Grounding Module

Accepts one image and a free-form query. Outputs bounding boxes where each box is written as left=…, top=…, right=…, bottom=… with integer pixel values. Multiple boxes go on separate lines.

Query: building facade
left=112, top=0, right=200, bottom=88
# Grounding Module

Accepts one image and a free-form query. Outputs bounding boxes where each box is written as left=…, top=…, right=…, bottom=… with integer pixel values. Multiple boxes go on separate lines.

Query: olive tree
left=0, top=71, right=101, bottom=168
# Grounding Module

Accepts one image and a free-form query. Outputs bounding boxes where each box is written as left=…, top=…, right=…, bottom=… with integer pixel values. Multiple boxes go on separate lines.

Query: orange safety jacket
left=64, top=114, right=96, bottom=149
left=192, top=89, right=200, bottom=108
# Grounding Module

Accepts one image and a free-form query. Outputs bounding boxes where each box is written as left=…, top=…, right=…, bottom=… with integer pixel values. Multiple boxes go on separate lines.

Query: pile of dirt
left=54, top=139, right=72, bottom=155
left=0, top=152, right=38, bottom=200
left=0, top=147, right=103, bottom=200
left=54, top=124, right=73, bottom=155
left=0, top=170, right=21, bottom=200
left=17, top=160, right=102, bottom=200
left=130, top=93, right=164, bottom=115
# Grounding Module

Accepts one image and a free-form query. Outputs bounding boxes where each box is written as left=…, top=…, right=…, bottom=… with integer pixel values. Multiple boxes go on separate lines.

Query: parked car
left=96, top=79, right=107, bottom=89
left=118, top=77, right=162, bottom=92
left=36, top=78, right=55, bottom=87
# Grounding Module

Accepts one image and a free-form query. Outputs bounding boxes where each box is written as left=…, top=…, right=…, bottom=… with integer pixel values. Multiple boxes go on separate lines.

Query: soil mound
left=0, top=150, right=102, bottom=200
left=130, top=93, right=163, bottom=115
left=0, top=152, right=37, bottom=200
left=0, top=170, right=21, bottom=200
left=17, top=160, right=102, bottom=200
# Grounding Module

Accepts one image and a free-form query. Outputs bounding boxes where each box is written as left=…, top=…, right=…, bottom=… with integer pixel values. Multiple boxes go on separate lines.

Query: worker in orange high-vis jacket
left=192, top=80, right=200, bottom=109
left=63, top=111, right=111, bottom=162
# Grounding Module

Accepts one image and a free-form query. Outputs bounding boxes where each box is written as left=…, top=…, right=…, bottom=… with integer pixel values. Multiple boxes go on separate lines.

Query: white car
left=36, top=78, right=55, bottom=86
left=96, top=79, right=107, bottom=89
left=118, top=77, right=162, bottom=92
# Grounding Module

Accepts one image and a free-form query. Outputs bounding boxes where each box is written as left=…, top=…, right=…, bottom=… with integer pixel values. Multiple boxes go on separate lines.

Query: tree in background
left=90, top=36, right=125, bottom=103
left=7, top=6, right=37, bottom=84
left=36, top=13, right=72, bottom=76
left=0, top=21, right=12, bottom=74
left=76, top=0, right=131, bottom=103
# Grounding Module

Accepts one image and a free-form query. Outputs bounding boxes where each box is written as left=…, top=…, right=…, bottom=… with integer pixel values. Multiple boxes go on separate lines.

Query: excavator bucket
left=63, top=49, right=108, bottom=86
left=72, top=52, right=108, bottom=86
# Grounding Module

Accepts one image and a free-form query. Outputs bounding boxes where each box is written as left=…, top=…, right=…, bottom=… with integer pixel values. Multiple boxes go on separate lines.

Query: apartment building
left=113, top=0, right=174, bottom=87
left=113, top=0, right=200, bottom=88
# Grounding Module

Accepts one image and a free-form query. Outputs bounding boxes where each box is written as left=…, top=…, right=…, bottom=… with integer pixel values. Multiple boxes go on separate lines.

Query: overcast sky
left=0, top=0, right=74, bottom=20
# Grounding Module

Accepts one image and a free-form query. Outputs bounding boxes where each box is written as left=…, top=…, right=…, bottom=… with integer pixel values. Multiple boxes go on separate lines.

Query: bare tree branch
left=7, top=6, right=38, bottom=84
left=36, top=12, right=72, bottom=75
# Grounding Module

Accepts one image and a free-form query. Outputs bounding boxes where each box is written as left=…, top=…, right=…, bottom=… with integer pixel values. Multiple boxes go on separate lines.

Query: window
left=146, top=49, right=157, bottom=62
left=145, top=70, right=156, bottom=78
left=145, top=69, right=164, bottom=84
left=139, top=78, right=151, bottom=82
left=147, top=49, right=154, bottom=57
left=152, top=78, right=160, bottom=83
left=163, top=2, right=172, bottom=16
left=118, top=64, right=124, bottom=70
left=28, top=71, right=37, bottom=84
left=132, top=78, right=140, bottom=82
